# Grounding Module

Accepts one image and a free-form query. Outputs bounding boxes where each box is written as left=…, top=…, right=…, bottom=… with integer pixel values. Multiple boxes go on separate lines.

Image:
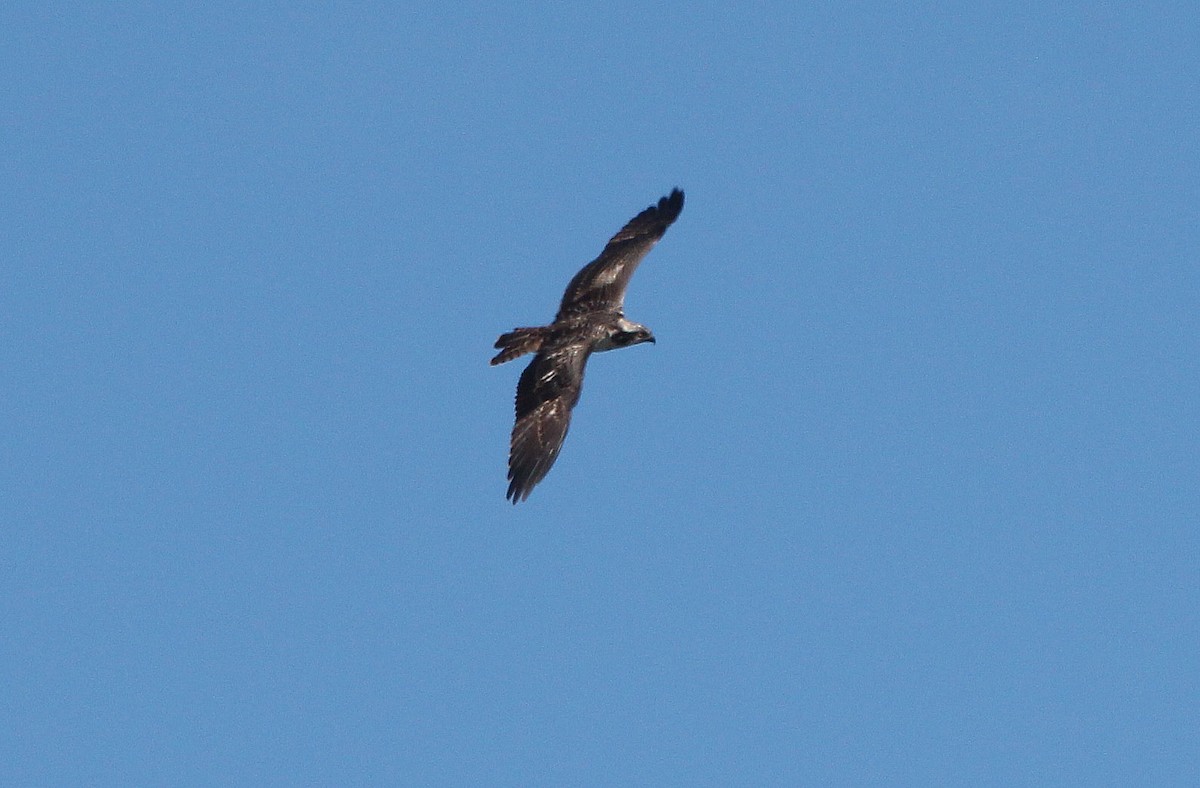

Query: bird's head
left=631, top=326, right=656, bottom=346
left=611, top=319, right=655, bottom=348
left=600, top=316, right=657, bottom=350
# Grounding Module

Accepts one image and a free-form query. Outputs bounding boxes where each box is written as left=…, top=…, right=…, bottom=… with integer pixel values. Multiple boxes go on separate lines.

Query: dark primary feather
left=556, top=188, right=684, bottom=319
left=506, top=345, right=590, bottom=502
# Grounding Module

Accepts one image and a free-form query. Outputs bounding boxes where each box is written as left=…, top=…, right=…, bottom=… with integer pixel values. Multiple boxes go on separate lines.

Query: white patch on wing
left=593, top=263, right=623, bottom=286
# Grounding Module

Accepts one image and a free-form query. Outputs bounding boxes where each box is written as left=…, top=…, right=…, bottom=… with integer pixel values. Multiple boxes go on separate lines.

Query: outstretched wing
left=556, top=189, right=684, bottom=319
left=507, top=343, right=591, bottom=503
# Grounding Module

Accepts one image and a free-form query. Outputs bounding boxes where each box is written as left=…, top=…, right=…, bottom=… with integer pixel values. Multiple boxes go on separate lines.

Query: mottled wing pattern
left=506, top=343, right=590, bottom=502
left=556, top=189, right=684, bottom=319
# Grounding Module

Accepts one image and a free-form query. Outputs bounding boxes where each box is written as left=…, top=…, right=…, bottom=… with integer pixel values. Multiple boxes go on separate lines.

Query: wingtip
left=659, top=188, right=684, bottom=220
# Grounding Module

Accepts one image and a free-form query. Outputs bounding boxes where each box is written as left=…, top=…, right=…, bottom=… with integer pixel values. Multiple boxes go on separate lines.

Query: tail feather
left=490, top=326, right=547, bottom=365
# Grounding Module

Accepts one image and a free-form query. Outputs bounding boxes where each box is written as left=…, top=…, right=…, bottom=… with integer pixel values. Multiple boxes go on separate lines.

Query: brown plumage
left=491, top=189, right=684, bottom=502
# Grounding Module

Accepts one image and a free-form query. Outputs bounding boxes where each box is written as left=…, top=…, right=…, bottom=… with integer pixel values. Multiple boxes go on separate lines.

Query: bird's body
left=492, top=189, right=684, bottom=502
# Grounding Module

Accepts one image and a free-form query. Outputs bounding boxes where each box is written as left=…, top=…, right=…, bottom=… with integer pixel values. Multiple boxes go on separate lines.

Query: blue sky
left=3, top=2, right=1197, bottom=784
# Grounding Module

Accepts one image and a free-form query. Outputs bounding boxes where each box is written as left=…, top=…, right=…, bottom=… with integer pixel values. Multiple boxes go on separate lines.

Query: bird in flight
left=491, top=188, right=685, bottom=503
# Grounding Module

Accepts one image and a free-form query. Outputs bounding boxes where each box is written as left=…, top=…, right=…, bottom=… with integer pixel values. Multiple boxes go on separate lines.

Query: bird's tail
left=490, top=326, right=548, bottom=365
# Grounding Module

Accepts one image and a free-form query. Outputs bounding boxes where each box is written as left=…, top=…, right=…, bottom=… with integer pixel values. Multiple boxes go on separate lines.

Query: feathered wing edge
left=557, top=188, right=684, bottom=318
left=507, top=398, right=571, bottom=502
left=505, top=346, right=588, bottom=503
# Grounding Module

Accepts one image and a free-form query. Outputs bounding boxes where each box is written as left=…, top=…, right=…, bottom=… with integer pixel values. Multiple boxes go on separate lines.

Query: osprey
left=491, top=188, right=684, bottom=503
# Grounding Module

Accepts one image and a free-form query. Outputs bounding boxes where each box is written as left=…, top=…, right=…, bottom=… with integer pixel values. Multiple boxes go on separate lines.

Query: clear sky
left=3, top=2, right=1197, bottom=784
